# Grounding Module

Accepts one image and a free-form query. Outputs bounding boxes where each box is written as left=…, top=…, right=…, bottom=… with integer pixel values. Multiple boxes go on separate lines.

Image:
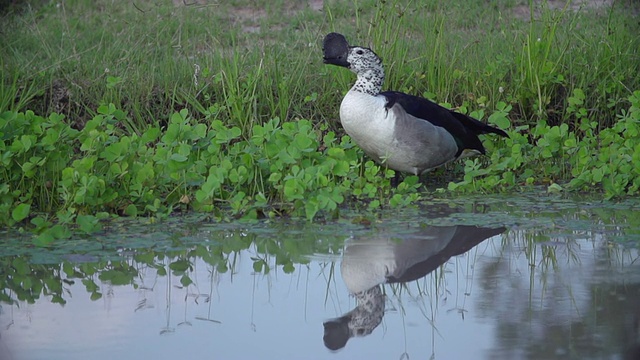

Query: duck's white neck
left=351, top=67, right=384, bottom=96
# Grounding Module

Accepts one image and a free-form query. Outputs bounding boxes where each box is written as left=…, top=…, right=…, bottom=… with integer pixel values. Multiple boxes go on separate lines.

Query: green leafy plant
left=450, top=91, right=640, bottom=199
left=1, top=0, right=640, bottom=243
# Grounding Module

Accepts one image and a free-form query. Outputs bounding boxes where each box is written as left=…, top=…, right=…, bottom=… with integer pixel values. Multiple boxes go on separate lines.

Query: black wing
left=381, top=90, right=508, bottom=156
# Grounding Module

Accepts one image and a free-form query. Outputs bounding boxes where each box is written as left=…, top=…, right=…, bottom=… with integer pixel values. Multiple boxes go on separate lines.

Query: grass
left=1, top=0, right=640, bottom=242
left=3, top=0, right=637, bottom=128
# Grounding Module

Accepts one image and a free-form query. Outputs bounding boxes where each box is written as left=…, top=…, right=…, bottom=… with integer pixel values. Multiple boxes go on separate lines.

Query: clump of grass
left=3, top=1, right=637, bottom=129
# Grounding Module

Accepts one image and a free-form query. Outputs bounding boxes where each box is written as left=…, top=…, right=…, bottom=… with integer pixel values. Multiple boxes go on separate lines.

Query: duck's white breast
left=339, top=91, right=396, bottom=161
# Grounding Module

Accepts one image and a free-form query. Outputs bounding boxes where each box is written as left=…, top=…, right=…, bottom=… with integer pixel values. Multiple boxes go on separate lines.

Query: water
left=1, top=194, right=640, bottom=360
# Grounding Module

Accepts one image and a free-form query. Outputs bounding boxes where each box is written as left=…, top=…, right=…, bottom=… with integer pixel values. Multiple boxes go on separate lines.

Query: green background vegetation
left=1, top=0, right=639, bottom=244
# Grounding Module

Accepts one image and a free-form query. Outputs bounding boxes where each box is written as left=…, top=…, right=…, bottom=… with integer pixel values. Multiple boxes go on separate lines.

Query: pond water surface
left=1, top=194, right=640, bottom=360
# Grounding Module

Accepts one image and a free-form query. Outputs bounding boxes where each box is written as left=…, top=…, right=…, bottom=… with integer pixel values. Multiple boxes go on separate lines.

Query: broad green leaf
left=12, top=203, right=30, bottom=222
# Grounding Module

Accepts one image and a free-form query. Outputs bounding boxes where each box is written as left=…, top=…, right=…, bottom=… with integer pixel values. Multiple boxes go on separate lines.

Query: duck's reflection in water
left=323, top=225, right=506, bottom=351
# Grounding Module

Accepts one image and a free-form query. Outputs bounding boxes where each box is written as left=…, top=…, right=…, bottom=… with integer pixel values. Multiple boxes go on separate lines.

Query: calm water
left=1, top=194, right=640, bottom=360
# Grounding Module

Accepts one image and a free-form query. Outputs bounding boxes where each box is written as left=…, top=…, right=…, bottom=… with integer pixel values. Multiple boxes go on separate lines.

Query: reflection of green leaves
left=2, top=196, right=640, bottom=309
left=82, top=279, right=99, bottom=293
left=180, top=274, right=193, bottom=287
left=82, top=279, right=103, bottom=300
left=216, top=263, right=228, bottom=273
left=98, top=266, right=137, bottom=286
left=283, top=262, right=295, bottom=274
left=156, top=266, right=167, bottom=276
left=134, top=252, right=155, bottom=264
left=252, top=257, right=268, bottom=273
left=169, top=259, right=192, bottom=273
left=51, top=294, right=66, bottom=305
left=1, top=223, right=300, bottom=304
left=12, top=257, right=30, bottom=275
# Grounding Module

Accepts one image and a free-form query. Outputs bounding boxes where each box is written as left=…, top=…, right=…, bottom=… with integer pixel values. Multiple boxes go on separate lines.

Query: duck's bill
left=322, top=32, right=350, bottom=67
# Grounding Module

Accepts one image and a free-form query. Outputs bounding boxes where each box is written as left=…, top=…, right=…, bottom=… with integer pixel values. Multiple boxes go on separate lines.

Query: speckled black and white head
left=323, top=32, right=385, bottom=96
left=344, top=46, right=384, bottom=95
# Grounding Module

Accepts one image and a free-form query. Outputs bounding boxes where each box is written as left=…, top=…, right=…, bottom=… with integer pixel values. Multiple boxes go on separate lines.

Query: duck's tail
left=450, top=112, right=509, bottom=138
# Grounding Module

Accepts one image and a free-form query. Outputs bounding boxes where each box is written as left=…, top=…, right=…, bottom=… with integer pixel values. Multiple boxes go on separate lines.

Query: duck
left=322, top=32, right=508, bottom=180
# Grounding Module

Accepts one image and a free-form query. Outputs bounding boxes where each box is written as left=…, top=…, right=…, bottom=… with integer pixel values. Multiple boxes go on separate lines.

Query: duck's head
left=322, top=32, right=382, bottom=75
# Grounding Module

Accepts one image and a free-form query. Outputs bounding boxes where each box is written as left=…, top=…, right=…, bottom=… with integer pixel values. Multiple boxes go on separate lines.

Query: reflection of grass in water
left=495, top=225, right=640, bottom=328
left=3, top=199, right=640, bottom=304
left=365, top=221, right=638, bottom=356
left=490, top=227, right=640, bottom=358
left=130, top=254, right=222, bottom=335
left=382, top=250, right=484, bottom=353
left=378, top=247, right=493, bottom=358
left=2, top=212, right=639, bottom=358
left=320, top=261, right=342, bottom=313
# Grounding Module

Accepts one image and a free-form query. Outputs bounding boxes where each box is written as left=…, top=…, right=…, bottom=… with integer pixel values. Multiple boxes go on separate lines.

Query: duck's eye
left=356, top=49, right=364, bottom=55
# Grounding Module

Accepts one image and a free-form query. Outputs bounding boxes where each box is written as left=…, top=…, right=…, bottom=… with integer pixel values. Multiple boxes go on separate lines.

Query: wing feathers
left=381, top=90, right=507, bottom=157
